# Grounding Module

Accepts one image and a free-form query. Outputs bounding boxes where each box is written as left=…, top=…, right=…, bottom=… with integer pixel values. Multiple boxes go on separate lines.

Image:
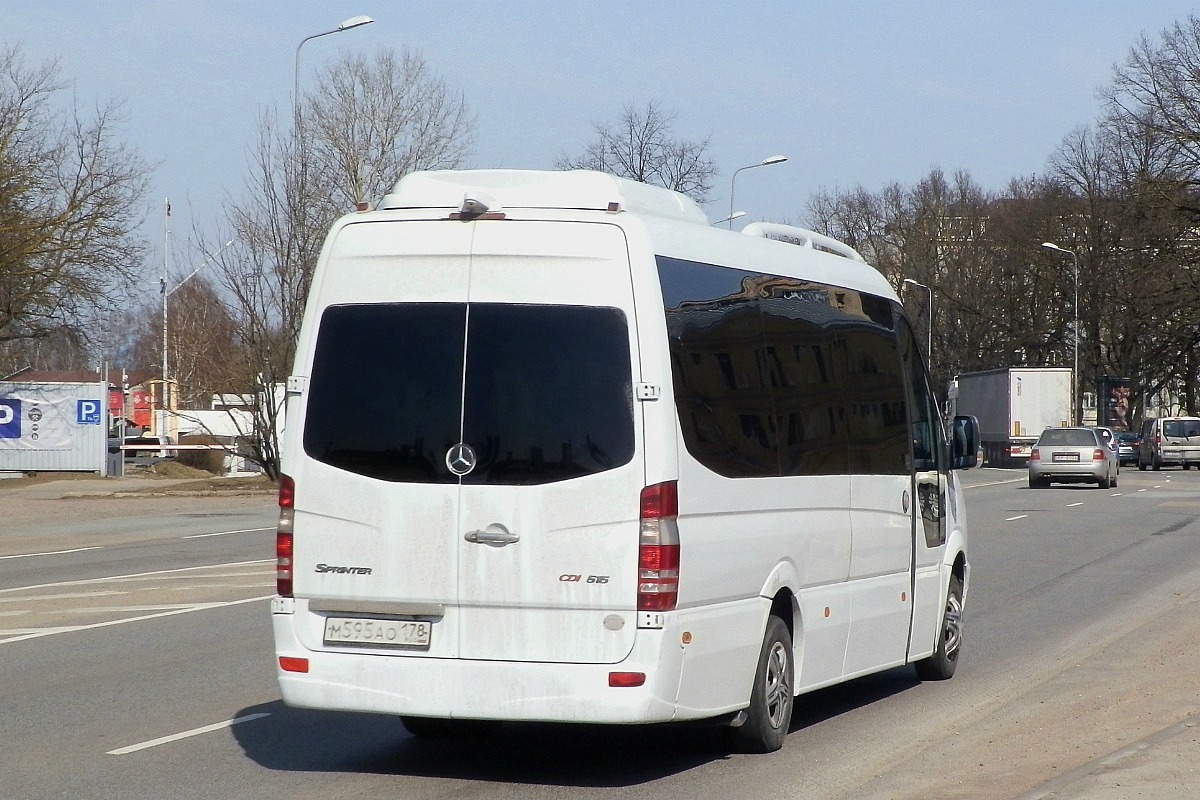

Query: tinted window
left=658, top=256, right=910, bottom=478
left=660, top=259, right=779, bottom=477
left=461, top=305, right=635, bottom=485
left=304, top=303, right=634, bottom=485
left=839, top=296, right=908, bottom=476
left=899, top=317, right=943, bottom=474
left=304, top=304, right=465, bottom=482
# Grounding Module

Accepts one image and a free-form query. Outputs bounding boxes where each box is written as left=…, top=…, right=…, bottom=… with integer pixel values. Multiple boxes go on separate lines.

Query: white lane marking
left=183, top=527, right=273, bottom=539
left=1138, top=488, right=1148, bottom=492
left=0, top=525, right=271, bottom=559
left=1067, top=502, right=1084, bottom=507
left=107, top=712, right=271, bottom=755
left=0, top=590, right=125, bottom=604
left=0, top=594, right=273, bottom=644
left=967, top=478, right=1026, bottom=488
left=0, top=546, right=102, bottom=560
left=1005, top=515, right=1028, bottom=521
left=0, top=560, right=272, bottom=595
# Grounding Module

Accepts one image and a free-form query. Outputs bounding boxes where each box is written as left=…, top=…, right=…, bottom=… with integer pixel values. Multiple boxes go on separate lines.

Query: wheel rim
left=943, top=590, right=963, bottom=658
left=764, top=640, right=792, bottom=728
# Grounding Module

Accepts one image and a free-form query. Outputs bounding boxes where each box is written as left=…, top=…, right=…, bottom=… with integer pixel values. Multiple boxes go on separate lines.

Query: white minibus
left=272, top=169, right=980, bottom=753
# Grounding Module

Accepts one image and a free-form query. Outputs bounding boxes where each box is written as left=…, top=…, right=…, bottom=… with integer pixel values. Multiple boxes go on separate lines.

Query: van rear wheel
left=730, top=614, right=794, bottom=753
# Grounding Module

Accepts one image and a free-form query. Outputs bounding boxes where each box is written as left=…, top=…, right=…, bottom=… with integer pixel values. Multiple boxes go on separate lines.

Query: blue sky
left=3, top=1, right=1196, bottom=284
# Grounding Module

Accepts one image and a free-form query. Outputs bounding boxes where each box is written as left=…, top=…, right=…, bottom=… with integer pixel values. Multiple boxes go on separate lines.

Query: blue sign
left=0, top=398, right=20, bottom=438
left=77, top=399, right=102, bottom=425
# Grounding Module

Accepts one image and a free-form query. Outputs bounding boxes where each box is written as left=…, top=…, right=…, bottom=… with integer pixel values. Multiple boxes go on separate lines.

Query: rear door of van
left=293, top=218, right=644, bottom=665
left=1161, top=417, right=1200, bottom=465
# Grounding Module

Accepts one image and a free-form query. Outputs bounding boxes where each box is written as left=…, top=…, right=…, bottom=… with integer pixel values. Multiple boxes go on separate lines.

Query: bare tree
left=122, top=275, right=240, bottom=407
left=0, top=45, right=149, bottom=368
left=556, top=100, right=718, bottom=204
left=205, top=47, right=475, bottom=478
left=306, top=49, right=475, bottom=210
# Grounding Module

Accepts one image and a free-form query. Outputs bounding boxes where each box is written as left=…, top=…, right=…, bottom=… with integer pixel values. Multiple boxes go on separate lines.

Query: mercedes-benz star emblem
left=446, top=443, right=477, bottom=476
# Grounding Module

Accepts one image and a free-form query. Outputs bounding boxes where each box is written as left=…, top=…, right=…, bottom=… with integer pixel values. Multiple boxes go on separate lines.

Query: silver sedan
left=1028, top=427, right=1119, bottom=489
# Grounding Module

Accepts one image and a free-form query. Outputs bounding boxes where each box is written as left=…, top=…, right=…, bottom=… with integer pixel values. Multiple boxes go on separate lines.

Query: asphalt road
left=1, top=469, right=1197, bottom=799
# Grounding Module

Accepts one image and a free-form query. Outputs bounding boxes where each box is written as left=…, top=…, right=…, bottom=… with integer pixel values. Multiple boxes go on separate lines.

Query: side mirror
left=950, top=415, right=980, bottom=470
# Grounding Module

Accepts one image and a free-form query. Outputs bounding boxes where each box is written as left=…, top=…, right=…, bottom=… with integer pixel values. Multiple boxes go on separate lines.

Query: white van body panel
left=273, top=169, right=971, bottom=730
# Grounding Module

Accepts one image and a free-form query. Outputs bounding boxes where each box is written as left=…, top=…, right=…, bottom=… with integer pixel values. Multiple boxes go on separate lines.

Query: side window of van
left=657, top=256, right=910, bottom=479
left=898, top=318, right=944, bottom=473
left=659, top=258, right=782, bottom=477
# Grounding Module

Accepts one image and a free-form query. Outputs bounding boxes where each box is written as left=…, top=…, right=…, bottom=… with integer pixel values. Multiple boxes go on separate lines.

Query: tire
left=1112, top=470, right=1118, bottom=488
left=1153, top=457, right=1162, bottom=471
left=1138, top=459, right=1147, bottom=471
left=730, top=615, right=794, bottom=753
left=1098, top=473, right=1110, bottom=489
left=401, top=716, right=501, bottom=739
left=915, top=574, right=963, bottom=681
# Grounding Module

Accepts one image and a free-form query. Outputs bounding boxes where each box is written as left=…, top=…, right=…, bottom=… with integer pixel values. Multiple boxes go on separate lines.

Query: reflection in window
left=658, top=256, right=912, bottom=479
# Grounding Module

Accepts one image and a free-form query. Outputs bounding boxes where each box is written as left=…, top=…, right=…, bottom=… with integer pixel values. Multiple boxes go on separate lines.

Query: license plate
left=323, top=617, right=432, bottom=649
left=1052, top=453, right=1079, bottom=462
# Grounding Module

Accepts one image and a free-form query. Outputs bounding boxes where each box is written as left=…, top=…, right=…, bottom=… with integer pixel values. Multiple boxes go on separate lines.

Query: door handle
left=464, top=523, right=519, bottom=546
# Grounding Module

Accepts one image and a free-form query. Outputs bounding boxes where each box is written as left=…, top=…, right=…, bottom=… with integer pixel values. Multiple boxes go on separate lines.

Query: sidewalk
left=1018, top=719, right=1199, bottom=799
left=0, top=475, right=199, bottom=500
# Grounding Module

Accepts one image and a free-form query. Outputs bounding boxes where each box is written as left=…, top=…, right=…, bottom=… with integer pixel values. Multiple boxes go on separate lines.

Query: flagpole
left=161, top=198, right=170, bottom=432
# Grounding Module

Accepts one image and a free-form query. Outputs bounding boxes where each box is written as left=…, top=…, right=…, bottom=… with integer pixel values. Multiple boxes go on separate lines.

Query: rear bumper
left=1155, top=448, right=1200, bottom=465
left=1029, top=462, right=1108, bottom=482
left=272, top=609, right=701, bottom=724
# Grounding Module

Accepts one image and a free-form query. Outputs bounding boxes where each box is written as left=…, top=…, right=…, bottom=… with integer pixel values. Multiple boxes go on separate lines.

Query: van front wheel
left=730, top=615, right=794, bottom=753
left=915, top=574, right=963, bottom=681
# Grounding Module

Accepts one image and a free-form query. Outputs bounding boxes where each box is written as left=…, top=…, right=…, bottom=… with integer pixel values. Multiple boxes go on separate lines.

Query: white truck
left=950, top=367, right=1071, bottom=467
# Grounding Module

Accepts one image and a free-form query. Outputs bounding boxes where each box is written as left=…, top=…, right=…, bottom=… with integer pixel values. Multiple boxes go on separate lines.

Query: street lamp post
left=293, top=15, right=374, bottom=128
left=712, top=211, right=746, bottom=227
left=902, top=278, right=933, bottom=360
left=728, top=155, right=788, bottom=228
left=1041, top=241, right=1080, bottom=425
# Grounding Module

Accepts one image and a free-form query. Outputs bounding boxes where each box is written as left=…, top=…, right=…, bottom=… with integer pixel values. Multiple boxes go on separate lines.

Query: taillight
left=1093, top=449, right=1106, bottom=461
left=1030, top=450, right=1040, bottom=462
left=277, top=474, right=295, bottom=598
left=638, top=481, right=679, bottom=611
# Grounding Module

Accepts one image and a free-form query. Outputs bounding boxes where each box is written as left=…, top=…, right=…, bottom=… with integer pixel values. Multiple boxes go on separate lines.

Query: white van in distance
left=271, top=169, right=980, bottom=753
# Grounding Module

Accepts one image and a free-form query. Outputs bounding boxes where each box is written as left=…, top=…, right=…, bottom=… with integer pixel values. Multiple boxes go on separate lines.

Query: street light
left=902, top=278, right=933, bottom=360
left=160, top=239, right=236, bottom=414
left=728, top=155, right=788, bottom=228
left=293, top=15, right=374, bottom=127
left=1041, top=241, right=1080, bottom=425
left=712, top=210, right=746, bottom=227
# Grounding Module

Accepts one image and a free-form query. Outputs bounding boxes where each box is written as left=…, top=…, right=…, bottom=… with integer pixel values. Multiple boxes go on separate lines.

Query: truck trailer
left=950, top=367, right=1071, bottom=467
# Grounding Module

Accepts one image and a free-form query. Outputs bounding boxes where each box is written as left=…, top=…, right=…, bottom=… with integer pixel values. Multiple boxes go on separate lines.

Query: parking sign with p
left=77, top=399, right=102, bottom=425
left=0, top=398, right=20, bottom=439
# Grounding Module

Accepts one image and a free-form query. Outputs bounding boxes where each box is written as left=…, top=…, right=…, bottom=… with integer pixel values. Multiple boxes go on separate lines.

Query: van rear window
left=1163, top=420, right=1200, bottom=438
left=303, top=303, right=635, bottom=485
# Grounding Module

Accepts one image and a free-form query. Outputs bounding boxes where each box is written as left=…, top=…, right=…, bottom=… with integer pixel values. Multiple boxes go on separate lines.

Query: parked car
left=1114, top=431, right=1140, bottom=466
left=1137, top=416, right=1200, bottom=470
left=1029, top=426, right=1119, bottom=489
left=1090, top=426, right=1120, bottom=472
